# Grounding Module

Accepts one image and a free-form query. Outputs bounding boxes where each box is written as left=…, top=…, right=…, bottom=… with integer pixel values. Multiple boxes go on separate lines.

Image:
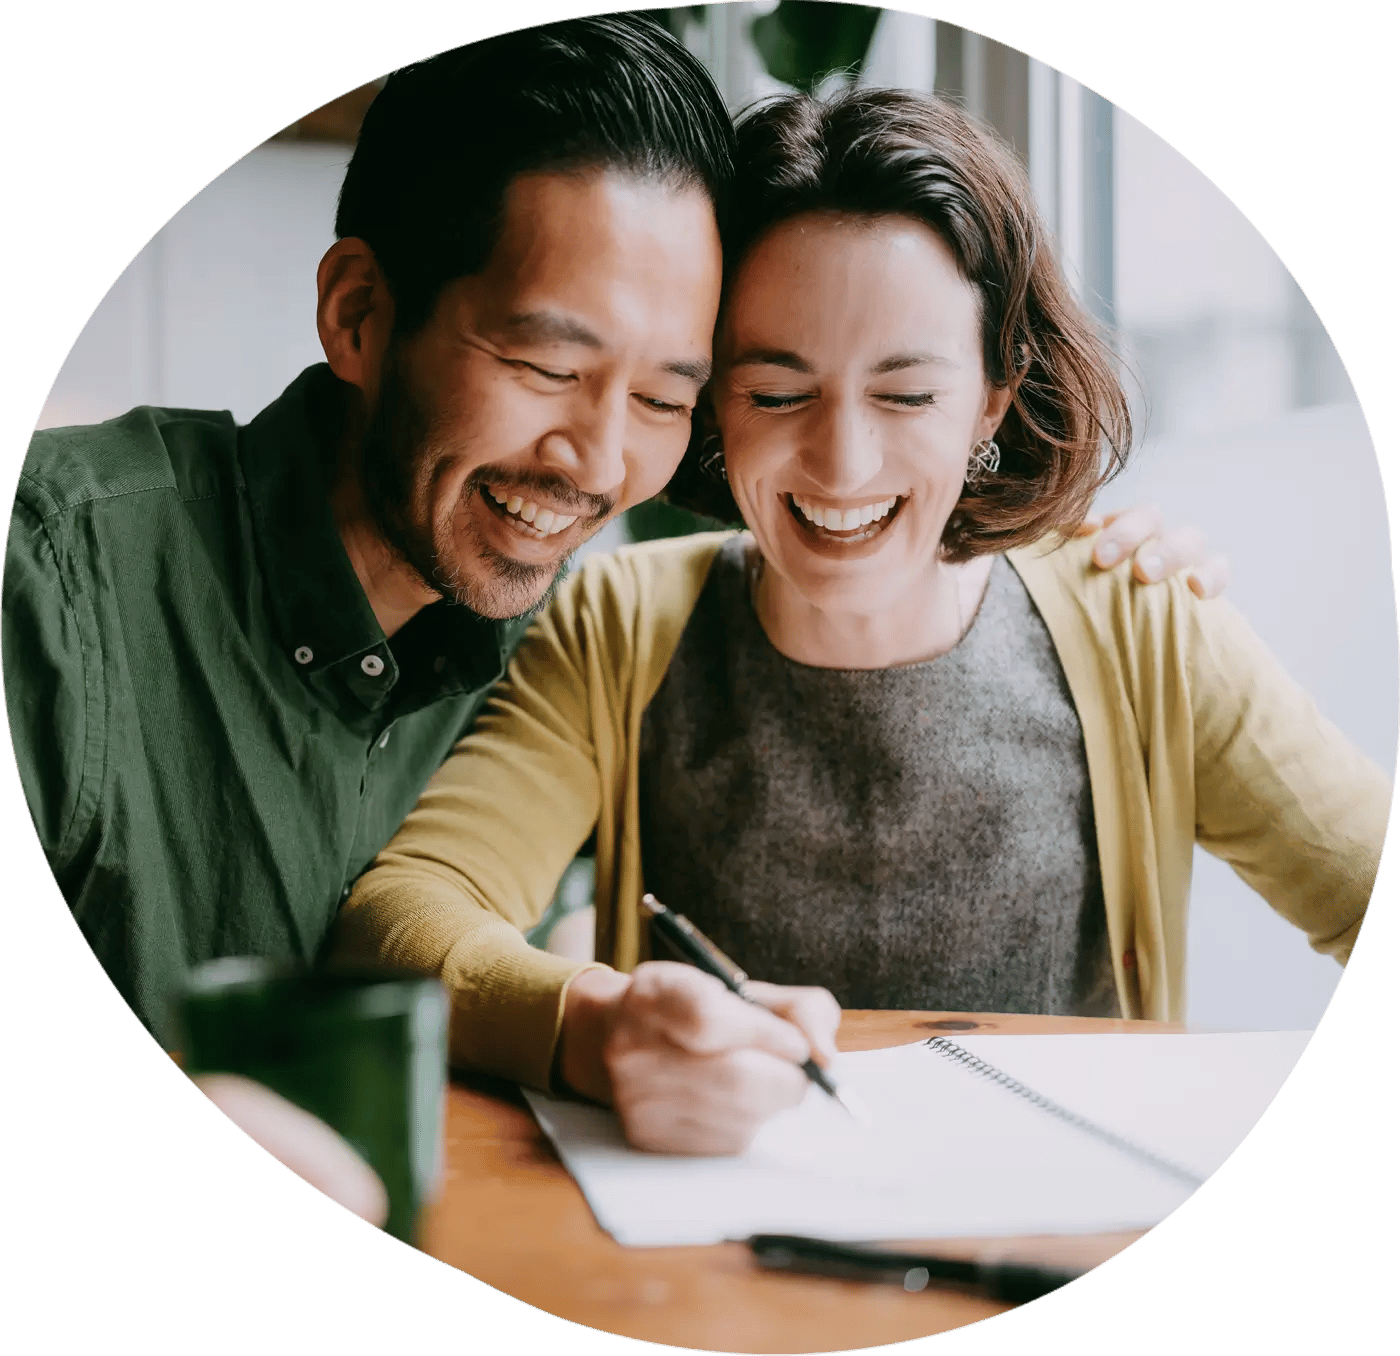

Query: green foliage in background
left=633, top=4, right=884, bottom=93
left=750, top=1, right=882, bottom=91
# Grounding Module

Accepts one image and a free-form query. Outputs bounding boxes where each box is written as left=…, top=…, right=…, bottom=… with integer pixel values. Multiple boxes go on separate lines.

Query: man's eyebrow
left=870, top=352, right=957, bottom=375
left=500, top=311, right=604, bottom=348
left=500, top=313, right=708, bottom=385
left=663, top=357, right=712, bottom=385
left=729, top=348, right=813, bottom=374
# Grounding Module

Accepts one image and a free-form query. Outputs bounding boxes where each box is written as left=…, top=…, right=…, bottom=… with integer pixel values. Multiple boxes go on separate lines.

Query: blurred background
left=36, top=4, right=1393, bottom=1030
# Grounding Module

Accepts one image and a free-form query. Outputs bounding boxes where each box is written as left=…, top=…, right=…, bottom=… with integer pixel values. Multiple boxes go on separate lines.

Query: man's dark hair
left=666, top=87, right=1134, bottom=561
left=336, top=14, right=735, bottom=334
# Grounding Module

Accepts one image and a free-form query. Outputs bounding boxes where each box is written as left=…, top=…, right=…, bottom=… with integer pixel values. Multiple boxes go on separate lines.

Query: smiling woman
left=719, top=213, right=1017, bottom=666
left=336, top=85, right=1388, bottom=1159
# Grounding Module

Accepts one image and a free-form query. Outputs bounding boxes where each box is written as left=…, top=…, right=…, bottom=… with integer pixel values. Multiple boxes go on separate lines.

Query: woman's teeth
left=487, top=488, right=580, bottom=537
left=791, top=495, right=898, bottom=532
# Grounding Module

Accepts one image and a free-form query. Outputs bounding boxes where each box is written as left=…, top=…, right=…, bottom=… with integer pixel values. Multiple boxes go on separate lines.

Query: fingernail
left=1187, top=571, right=1205, bottom=597
left=1095, top=542, right=1122, bottom=566
left=1138, top=552, right=1163, bottom=581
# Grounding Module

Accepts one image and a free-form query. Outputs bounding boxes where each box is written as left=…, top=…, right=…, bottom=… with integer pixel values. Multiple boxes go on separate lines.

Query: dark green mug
left=177, top=958, right=449, bottom=1243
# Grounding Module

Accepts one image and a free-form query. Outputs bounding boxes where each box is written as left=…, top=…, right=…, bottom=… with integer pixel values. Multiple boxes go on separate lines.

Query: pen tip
left=834, top=1085, right=873, bottom=1127
left=640, top=893, right=662, bottom=917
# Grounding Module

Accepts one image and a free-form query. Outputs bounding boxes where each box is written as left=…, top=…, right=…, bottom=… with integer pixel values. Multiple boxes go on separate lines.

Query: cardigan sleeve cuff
left=441, top=934, right=611, bottom=1092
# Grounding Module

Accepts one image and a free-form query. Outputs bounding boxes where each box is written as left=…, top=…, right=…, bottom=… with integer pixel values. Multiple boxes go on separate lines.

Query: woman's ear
left=976, top=382, right=1015, bottom=442
left=316, top=238, right=396, bottom=397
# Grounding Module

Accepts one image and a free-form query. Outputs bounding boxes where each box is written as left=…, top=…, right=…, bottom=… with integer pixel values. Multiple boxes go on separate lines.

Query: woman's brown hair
left=664, top=87, right=1132, bottom=560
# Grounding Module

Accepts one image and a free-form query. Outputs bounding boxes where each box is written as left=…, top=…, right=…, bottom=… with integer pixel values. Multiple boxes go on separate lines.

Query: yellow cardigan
left=334, top=532, right=1389, bottom=1090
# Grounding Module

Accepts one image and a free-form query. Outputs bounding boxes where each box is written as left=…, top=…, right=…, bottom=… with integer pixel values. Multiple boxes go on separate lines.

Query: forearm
left=1191, top=597, right=1392, bottom=960
left=333, top=867, right=608, bottom=1090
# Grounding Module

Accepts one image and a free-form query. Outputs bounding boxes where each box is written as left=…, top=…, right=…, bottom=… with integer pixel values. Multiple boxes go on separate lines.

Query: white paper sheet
left=523, top=1030, right=1311, bottom=1247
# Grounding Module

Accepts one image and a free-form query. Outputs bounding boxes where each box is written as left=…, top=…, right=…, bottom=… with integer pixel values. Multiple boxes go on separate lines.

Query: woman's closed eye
left=876, top=391, right=937, bottom=408
left=748, top=391, right=811, bottom=410
left=747, top=390, right=937, bottom=411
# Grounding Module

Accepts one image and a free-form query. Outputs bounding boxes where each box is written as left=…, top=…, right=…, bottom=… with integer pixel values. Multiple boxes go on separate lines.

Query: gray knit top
left=637, top=535, right=1117, bottom=1016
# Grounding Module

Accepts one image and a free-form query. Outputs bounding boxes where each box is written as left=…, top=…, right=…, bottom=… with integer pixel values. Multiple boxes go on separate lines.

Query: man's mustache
left=466, top=468, right=615, bottom=524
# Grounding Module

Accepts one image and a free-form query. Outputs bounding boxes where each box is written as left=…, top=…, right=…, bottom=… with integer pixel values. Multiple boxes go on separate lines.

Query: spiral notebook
left=523, top=1030, right=1310, bottom=1247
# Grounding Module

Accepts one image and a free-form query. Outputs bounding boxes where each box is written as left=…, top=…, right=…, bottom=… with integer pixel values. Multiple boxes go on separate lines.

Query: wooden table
left=420, top=1011, right=1174, bottom=1353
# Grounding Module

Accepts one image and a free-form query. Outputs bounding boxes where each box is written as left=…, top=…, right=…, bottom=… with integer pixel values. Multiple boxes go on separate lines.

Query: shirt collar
left=240, top=365, right=509, bottom=709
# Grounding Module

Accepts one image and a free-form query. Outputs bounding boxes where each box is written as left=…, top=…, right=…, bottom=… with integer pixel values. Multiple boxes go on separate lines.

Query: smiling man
left=2, top=16, right=728, bottom=1043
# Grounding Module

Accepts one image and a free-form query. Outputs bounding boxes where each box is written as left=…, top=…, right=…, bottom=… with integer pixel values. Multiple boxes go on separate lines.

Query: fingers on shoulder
left=1186, top=552, right=1231, bottom=599
left=1091, top=503, right=1165, bottom=564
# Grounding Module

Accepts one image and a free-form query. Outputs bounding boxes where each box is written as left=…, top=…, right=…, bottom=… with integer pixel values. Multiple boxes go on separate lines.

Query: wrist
left=556, top=965, right=631, bottom=1103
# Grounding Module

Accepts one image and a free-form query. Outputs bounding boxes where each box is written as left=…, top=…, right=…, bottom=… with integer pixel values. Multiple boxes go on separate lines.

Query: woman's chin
left=764, top=543, right=919, bottom=618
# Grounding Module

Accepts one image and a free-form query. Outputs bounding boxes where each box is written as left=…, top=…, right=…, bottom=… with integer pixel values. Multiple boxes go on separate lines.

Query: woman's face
left=715, top=211, right=1011, bottom=614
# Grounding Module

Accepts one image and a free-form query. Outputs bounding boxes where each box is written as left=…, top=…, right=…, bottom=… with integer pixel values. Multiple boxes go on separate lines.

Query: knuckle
left=728, top=1047, right=807, bottom=1108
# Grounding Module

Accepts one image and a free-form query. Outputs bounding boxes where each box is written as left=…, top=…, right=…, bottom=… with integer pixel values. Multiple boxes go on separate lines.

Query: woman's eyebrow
left=870, top=352, right=956, bottom=375
left=729, top=347, right=812, bottom=373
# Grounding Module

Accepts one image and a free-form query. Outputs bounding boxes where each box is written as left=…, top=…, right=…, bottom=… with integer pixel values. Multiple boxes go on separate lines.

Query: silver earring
left=965, top=438, right=1000, bottom=487
left=699, top=432, right=727, bottom=483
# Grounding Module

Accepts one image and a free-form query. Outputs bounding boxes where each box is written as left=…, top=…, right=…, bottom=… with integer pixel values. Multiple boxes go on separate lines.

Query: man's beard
left=357, top=347, right=612, bottom=622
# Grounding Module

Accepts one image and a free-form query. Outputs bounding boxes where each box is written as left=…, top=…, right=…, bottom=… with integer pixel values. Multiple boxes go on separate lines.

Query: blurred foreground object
left=192, top=1073, right=389, bottom=1226
left=178, top=959, right=449, bottom=1243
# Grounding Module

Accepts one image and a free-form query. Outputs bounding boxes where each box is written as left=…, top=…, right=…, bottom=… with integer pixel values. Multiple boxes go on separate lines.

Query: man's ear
left=316, top=238, right=396, bottom=397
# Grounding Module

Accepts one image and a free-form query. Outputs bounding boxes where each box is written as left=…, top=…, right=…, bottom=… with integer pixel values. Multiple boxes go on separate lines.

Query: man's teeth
left=792, top=495, right=898, bottom=531
left=488, top=489, right=579, bottom=536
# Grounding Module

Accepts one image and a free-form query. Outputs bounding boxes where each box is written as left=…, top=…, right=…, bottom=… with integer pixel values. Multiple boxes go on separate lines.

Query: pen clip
left=671, top=912, right=751, bottom=990
left=643, top=893, right=752, bottom=990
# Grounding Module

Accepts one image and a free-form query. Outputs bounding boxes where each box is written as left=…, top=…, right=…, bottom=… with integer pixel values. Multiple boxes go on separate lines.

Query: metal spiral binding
left=924, top=1037, right=1205, bottom=1190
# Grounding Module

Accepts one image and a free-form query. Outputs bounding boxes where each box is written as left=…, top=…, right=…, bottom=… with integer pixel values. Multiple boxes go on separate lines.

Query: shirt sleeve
left=3, top=492, right=104, bottom=871
left=330, top=570, right=615, bottom=1092
left=1189, top=592, right=1391, bottom=963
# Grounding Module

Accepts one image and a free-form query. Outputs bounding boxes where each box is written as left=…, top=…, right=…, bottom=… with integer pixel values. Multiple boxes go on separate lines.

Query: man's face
left=362, top=169, right=723, bottom=620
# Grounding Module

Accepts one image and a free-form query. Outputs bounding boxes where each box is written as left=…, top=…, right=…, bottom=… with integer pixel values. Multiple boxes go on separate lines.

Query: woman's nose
left=801, top=398, right=884, bottom=496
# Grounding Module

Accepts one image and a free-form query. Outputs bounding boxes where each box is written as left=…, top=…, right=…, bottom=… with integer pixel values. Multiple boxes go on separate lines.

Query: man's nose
left=801, top=397, right=884, bottom=497
left=537, top=384, right=629, bottom=497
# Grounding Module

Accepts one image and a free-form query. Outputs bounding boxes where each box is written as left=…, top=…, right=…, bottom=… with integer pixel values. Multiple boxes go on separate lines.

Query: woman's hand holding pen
left=557, top=962, right=841, bottom=1155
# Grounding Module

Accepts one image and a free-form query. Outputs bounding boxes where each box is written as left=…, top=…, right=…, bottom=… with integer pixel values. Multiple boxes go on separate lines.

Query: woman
left=335, top=89, right=1388, bottom=1152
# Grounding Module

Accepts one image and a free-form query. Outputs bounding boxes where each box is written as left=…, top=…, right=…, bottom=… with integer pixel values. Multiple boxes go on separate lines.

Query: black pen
left=748, top=1234, right=1084, bottom=1303
left=640, top=893, right=869, bottom=1123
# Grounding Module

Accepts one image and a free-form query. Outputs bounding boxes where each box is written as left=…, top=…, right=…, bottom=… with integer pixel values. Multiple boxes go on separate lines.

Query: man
left=5, top=16, right=1217, bottom=1162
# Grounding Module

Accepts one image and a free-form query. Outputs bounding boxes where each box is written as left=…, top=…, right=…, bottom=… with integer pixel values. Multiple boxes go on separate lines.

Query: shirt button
left=294, top=646, right=314, bottom=665
left=361, top=654, right=385, bottom=678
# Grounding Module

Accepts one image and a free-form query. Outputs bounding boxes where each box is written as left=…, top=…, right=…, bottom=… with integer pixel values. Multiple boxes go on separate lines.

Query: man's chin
left=440, top=549, right=572, bottom=623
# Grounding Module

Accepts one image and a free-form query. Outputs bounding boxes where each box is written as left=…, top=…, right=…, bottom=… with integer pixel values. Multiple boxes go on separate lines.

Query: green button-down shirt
left=4, top=365, right=519, bottom=1044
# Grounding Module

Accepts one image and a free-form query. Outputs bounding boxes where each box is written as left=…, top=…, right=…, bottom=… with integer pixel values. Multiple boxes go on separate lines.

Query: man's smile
left=481, top=484, right=582, bottom=538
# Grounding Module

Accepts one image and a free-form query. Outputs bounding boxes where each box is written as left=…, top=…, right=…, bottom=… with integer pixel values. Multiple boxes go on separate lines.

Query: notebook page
left=524, top=1030, right=1309, bottom=1247
left=944, top=1030, right=1312, bottom=1180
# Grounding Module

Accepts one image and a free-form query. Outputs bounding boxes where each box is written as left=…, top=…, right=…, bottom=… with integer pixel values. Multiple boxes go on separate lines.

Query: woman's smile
left=785, top=492, right=907, bottom=547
